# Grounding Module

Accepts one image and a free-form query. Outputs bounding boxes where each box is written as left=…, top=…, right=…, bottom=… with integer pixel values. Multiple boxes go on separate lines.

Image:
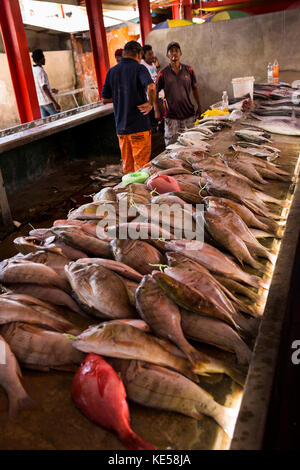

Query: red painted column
left=85, top=0, right=110, bottom=99
left=137, top=0, right=152, bottom=46
left=0, top=0, right=41, bottom=123
left=172, top=1, right=181, bottom=20
left=183, top=0, right=193, bottom=21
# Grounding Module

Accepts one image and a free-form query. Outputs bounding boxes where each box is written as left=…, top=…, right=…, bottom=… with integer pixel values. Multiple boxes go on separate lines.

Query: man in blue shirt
left=102, top=41, right=158, bottom=174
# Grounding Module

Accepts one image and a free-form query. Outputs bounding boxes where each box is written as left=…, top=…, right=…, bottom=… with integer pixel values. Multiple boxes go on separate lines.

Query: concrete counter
left=0, top=103, right=114, bottom=155
left=0, top=103, right=120, bottom=194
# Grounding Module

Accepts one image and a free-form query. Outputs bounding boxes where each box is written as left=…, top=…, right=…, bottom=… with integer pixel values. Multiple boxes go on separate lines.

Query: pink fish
left=71, top=354, right=155, bottom=450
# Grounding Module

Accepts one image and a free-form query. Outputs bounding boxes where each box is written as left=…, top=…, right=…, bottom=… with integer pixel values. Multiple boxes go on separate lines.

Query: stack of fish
left=166, top=115, right=232, bottom=151
left=250, top=82, right=300, bottom=137
left=0, top=93, right=295, bottom=450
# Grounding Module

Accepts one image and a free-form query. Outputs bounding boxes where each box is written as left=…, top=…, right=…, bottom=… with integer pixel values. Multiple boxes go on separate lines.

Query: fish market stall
left=0, top=82, right=299, bottom=450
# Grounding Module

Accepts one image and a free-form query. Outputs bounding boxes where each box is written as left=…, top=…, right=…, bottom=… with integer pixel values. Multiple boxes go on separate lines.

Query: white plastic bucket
left=232, top=76, right=255, bottom=100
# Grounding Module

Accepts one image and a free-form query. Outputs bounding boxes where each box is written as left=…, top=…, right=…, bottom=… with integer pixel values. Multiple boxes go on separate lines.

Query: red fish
left=71, top=354, right=155, bottom=450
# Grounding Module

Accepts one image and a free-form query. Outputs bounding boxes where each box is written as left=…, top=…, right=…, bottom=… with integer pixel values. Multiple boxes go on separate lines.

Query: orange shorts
left=117, top=130, right=151, bottom=174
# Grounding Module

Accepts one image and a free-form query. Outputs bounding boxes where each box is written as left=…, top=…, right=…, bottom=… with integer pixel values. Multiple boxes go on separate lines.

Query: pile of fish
left=250, top=82, right=300, bottom=136
left=0, top=90, right=295, bottom=450
left=166, top=115, right=232, bottom=151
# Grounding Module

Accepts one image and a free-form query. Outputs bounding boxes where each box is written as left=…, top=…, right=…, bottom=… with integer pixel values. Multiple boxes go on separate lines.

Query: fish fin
left=97, top=369, right=110, bottom=397
left=194, top=371, right=212, bottom=377
left=120, top=430, right=156, bottom=450
left=217, top=406, right=239, bottom=439
left=9, top=392, right=36, bottom=418
left=249, top=228, right=277, bottom=239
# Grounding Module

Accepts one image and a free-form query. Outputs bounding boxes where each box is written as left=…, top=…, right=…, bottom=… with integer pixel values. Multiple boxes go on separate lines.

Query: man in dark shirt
left=156, top=42, right=201, bottom=147
left=102, top=41, right=158, bottom=174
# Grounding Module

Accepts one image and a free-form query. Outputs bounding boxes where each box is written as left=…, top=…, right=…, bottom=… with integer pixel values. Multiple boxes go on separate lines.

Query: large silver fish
left=64, top=261, right=136, bottom=319
left=135, top=274, right=208, bottom=368
left=109, top=359, right=239, bottom=438
left=0, top=293, right=79, bottom=334
left=110, top=239, right=167, bottom=275
left=72, top=322, right=196, bottom=381
left=0, top=259, right=70, bottom=292
left=0, top=323, right=84, bottom=371
left=246, top=116, right=300, bottom=136
left=51, top=226, right=112, bottom=258
left=180, top=310, right=252, bottom=365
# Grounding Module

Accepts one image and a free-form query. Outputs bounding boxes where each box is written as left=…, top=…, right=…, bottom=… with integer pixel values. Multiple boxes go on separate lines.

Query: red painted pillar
left=137, top=0, right=152, bottom=46
left=85, top=0, right=110, bottom=99
left=0, top=0, right=41, bottom=123
left=172, top=1, right=180, bottom=20
left=183, top=0, right=193, bottom=21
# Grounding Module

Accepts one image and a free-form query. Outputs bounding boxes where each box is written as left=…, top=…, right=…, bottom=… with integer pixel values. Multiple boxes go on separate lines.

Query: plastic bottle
left=222, top=91, right=228, bottom=110
left=267, top=63, right=273, bottom=83
left=273, top=58, right=279, bottom=84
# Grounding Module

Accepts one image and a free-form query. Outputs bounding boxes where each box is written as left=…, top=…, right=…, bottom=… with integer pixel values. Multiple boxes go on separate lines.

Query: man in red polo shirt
left=156, top=42, right=201, bottom=147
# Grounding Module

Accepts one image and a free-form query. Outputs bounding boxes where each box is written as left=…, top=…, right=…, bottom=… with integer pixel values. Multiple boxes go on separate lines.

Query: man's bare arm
left=42, top=85, right=61, bottom=111
left=192, top=83, right=201, bottom=117
left=138, top=83, right=160, bottom=118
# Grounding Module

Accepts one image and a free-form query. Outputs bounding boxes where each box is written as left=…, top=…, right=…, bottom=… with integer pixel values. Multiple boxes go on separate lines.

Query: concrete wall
left=0, top=51, right=75, bottom=130
left=147, top=9, right=300, bottom=111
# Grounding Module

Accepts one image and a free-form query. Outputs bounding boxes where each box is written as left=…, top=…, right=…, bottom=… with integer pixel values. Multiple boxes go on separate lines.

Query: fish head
left=73, top=323, right=112, bottom=353
left=203, top=197, right=219, bottom=210
left=166, top=251, right=189, bottom=268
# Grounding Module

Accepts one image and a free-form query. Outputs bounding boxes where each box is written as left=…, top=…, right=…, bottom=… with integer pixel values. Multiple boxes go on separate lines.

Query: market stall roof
left=20, top=0, right=140, bottom=32
left=31, top=0, right=138, bottom=11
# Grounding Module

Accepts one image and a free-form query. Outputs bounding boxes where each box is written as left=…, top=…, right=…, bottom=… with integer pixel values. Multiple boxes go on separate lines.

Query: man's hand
left=52, top=88, right=59, bottom=94
left=154, top=57, right=160, bottom=69
left=138, top=102, right=153, bottom=115
left=53, top=101, right=61, bottom=112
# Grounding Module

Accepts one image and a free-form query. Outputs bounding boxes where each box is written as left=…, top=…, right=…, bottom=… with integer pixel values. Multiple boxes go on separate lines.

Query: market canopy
left=153, top=19, right=193, bottom=29
left=205, top=10, right=251, bottom=22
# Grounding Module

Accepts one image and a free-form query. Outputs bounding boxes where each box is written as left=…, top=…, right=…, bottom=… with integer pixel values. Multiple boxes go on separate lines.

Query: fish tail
left=244, top=253, right=263, bottom=270
left=235, top=343, right=252, bottom=366
left=233, top=298, right=260, bottom=318
left=249, top=228, right=277, bottom=239
left=241, top=273, right=262, bottom=288
left=267, top=252, right=277, bottom=264
left=120, top=430, right=156, bottom=450
left=9, top=391, right=36, bottom=418
left=216, top=405, right=239, bottom=438
left=254, top=190, right=287, bottom=207
left=224, top=362, right=248, bottom=387
left=180, top=341, right=207, bottom=368
left=193, top=360, right=225, bottom=376
left=243, top=199, right=267, bottom=217
left=177, top=359, right=199, bottom=383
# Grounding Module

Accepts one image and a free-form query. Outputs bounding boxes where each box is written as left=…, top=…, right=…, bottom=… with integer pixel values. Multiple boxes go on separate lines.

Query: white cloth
left=141, top=59, right=158, bottom=83
left=141, top=59, right=164, bottom=100
left=32, top=65, right=53, bottom=106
